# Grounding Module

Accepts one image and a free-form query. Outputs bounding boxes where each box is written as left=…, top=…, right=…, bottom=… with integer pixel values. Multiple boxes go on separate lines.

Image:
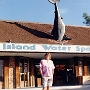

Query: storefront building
left=0, top=20, right=90, bottom=89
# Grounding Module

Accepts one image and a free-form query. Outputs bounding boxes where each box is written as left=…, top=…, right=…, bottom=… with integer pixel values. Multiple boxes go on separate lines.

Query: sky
left=0, top=0, right=90, bottom=26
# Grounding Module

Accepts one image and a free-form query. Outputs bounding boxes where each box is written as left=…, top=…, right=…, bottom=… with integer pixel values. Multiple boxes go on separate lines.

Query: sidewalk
left=8, top=85, right=90, bottom=90
left=13, top=85, right=90, bottom=90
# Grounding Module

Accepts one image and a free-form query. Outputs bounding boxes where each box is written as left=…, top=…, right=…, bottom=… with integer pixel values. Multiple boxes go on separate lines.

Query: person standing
left=39, top=53, right=55, bottom=90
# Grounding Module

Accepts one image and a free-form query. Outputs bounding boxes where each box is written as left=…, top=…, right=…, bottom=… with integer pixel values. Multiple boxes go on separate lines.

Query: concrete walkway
left=4, top=85, right=89, bottom=90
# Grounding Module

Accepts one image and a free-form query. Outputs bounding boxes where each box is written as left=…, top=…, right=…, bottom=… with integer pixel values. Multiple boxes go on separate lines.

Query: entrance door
left=20, top=58, right=29, bottom=88
left=55, top=61, right=67, bottom=85
left=54, top=59, right=75, bottom=86
left=66, top=60, right=75, bottom=85
left=34, top=59, right=42, bottom=87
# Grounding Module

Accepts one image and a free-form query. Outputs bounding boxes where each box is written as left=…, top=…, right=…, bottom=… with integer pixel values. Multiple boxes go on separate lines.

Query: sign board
left=0, top=43, right=90, bottom=53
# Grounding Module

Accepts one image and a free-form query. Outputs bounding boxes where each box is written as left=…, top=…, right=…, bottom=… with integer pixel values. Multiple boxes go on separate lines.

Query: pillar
left=3, top=57, right=9, bottom=89
left=27, top=58, right=29, bottom=87
left=74, top=57, right=79, bottom=84
left=83, top=57, right=88, bottom=76
left=29, top=59, right=35, bottom=87
left=15, top=57, right=20, bottom=88
left=8, top=57, right=15, bottom=89
left=78, top=57, right=83, bottom=85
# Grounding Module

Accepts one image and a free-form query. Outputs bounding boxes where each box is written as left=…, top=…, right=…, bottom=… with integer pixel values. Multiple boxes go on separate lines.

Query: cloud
left=59, top=8, right=71, bottom=14
left=76, top=2, right=88, bottom=6
left=48, top=8, right=70, bottom=15
left=1, top=1, right=5, bottom=4
left=59, top=8, right=68, bottom=14
left=82, top=3, right=88, bottom=6
left=13, top=0, right=22, bottom=4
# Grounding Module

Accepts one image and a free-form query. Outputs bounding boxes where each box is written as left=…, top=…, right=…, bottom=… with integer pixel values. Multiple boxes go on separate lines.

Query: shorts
left=42, top=76, right=53, bottom=87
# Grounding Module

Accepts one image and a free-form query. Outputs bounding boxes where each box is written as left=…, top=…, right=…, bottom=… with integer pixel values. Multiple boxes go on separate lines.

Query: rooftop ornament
left=6, top=39, right=12, bottom=43
left=48, top=0, right=71, bottom=44
left=48, top=0, right=60, bottom=4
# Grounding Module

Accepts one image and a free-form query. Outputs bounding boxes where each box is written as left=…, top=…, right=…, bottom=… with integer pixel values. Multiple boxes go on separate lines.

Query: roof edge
left=65, top=24, right=90, bottom=28
left=0, top=19, right=90, bottom=28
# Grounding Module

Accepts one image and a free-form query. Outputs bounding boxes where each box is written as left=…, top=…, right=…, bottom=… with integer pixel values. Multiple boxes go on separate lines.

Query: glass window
left=20, top=60, right=24, bottom=73
left=0, top=60, right=3, bottom=82
left=87, top=61, right=90, bottom=75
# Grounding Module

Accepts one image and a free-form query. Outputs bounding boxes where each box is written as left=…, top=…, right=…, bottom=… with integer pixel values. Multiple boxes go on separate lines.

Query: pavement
left=2, top=85, right=90, bottom=90
left=8, top=85, right=90, bottom=90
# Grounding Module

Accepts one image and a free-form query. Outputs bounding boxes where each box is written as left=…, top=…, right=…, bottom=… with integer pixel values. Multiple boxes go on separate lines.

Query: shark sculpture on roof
left=48, top=0, right=71, bottom=43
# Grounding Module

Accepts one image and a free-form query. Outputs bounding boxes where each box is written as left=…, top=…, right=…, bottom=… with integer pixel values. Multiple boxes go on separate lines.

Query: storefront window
left=34, top=61, right=41, bottom=77
left=20, top=59, right=27, bottom=73
left=87, top=61, right=90, bottom=75
left=0, top=60, right=3, bottom=89
left=21, top=74, right=27, bottom=81
left=0, top=60, right=3, bottom=82
left=20, top=62, right=24, bottom=73
left=19, top=57, right=29, bottom=88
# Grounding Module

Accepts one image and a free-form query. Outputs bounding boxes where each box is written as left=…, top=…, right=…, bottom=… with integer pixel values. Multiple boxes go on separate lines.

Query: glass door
left=66, top=59, right=75, bottom=85
left=20, top=57, right=29, bottom=88
left=34, top=59, right=42, bottom=87
left=55, top=61, right=67, bottom=85
left=54, top=59, right=75, bottom=86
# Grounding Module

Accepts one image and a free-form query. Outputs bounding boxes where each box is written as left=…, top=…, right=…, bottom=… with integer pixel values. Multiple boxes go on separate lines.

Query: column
left=83, top=57, right=88, bottom=76
left=74, top=57, right=79, bottom=84
left=29, top=59, right=35, bottom=87
left=27, top=58, right=29, bottom=87
left=3, top=57, right=9, bottom=89
left=15, top=57, right=20, bottom=88
left=78, top=57, right=83, bottom=85
left=8, top=57, right=15, bottom=89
